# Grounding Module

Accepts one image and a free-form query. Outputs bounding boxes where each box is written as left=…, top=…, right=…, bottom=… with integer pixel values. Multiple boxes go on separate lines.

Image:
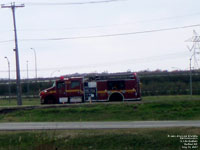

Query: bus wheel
left=109, top=93, right=124, bottom=101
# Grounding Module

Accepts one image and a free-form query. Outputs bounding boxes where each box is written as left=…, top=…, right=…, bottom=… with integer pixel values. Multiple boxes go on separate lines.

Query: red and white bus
left=40, top=73, right=141, bottom=104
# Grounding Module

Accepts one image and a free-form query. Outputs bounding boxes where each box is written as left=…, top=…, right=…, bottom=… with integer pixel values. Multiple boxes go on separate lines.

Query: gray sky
left=0, top=0, right=200, bottom=79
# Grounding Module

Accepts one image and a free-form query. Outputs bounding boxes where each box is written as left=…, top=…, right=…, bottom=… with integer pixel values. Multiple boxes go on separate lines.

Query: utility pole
left=186, top=30, right=200, bottom=69
left=30, top=48, right=37, bottom=80
left=4, top=56, right=11, bottom=103
left=1, top=3, right=25, bottom=105
left=26, top=60, right=29, bottom=95
left=186, top=30, right=200, bottom=97
left=189, top=57, right=193, bottom=96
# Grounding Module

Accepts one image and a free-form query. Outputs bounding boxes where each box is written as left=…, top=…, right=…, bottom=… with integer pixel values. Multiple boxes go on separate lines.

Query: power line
left=20, top=24, right=200, bottom=41
left=0, top=40, right=13, bottom=43
left=1, top=23, right=200, bottom=44
left=1, top=11, right=200, bottom=33
left=0, top=10, right=199, bottom=33
left=25, top=0, right=126, bottom=6
left=0, top=50, right=188, bottom=73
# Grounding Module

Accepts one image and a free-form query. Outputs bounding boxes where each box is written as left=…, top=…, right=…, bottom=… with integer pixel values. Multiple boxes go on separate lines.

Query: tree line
left=0, top=71, right=199, bottom=97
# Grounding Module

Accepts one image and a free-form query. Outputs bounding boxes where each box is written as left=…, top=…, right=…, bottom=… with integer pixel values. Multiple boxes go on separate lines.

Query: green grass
left=0, top=128, right=199, bottom=150
left=0, top=95, right=200, bottom=122
left=0, top=95, right=199, bottom=107
left=0, top=96, right=199, bottom=149
left=0, top=98, right=40, bottom=106
left=142, top=95, right=200, bottom=102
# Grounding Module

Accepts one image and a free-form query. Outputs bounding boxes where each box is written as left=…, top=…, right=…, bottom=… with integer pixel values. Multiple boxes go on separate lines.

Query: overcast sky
left=0, top=0, right=200, bottom=79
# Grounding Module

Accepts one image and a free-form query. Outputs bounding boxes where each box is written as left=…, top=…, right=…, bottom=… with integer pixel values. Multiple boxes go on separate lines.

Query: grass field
left=0, top=95, right=199, bottom=150
left=0, top=95, right=200, bottom=122
left=142, top=95, right=200, bottom=102
left=0, top=98, right=40, bottom=106
left=0, top=127, right=199, bottom=150
left=0, top=95, right=199, bottom=106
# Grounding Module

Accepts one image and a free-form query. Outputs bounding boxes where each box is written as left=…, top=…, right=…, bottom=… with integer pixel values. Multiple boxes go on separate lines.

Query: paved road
left=0, top=121, right=200, bottom=130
